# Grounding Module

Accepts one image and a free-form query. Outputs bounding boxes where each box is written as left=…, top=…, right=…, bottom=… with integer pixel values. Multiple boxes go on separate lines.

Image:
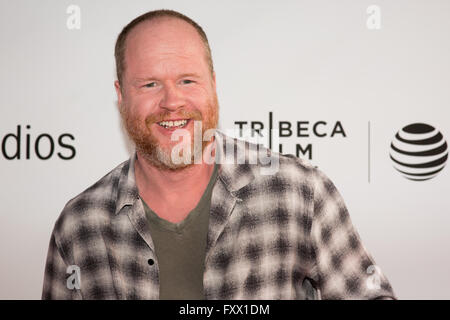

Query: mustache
left=145, top=110, right=203, bottom=126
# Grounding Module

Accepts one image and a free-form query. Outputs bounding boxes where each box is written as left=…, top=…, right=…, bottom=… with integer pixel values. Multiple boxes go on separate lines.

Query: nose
left=159, top=82, right=185, bottom=111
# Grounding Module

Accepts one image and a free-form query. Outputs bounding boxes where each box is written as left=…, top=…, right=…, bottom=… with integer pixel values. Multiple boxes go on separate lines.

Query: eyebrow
left=133, top=73, right=201, bottom=84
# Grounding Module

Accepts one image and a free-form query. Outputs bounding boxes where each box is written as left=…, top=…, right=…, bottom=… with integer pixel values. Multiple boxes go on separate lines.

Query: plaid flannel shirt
left=42, top=131, right=396, bottom=300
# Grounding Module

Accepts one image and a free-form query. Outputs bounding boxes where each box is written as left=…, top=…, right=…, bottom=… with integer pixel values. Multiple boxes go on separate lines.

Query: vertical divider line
left=269, top=111, right=273, bottom=150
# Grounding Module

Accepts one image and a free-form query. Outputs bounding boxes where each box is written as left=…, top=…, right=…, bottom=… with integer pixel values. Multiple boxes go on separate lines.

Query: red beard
left=119, top=95, right=219, bottom=170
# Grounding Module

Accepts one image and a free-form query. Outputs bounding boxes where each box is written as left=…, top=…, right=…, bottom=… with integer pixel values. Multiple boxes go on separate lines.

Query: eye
left=143, top=82, right=157, bottom=88
left=181, top=79, right=194, bottom=85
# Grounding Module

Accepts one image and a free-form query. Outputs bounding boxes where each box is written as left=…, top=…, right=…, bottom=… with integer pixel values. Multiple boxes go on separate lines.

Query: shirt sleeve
left=309, top=168, right=396, bottom=300
left=41, top=232, right=82, bottom=300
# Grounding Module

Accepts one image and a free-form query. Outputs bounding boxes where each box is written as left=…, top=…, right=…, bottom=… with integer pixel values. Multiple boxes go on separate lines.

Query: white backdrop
left=0, top=0, right=449, bottom=299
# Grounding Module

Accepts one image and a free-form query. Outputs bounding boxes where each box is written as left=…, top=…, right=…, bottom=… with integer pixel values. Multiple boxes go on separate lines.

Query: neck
left=134, top=140, right=216, bottom=200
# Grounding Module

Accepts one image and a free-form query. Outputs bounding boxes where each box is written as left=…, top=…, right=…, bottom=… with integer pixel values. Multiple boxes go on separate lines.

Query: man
left=42, top=9, right=396, bottom=300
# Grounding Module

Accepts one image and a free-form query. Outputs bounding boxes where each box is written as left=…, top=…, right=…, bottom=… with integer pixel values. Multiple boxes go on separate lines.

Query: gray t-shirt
left=141, top=163, right=219, bottom=300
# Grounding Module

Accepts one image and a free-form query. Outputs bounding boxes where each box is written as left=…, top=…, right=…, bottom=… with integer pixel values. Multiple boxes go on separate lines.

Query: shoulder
left=228, top=135, right=337, bottom=199
left=51, top=158, right=131, bottom=245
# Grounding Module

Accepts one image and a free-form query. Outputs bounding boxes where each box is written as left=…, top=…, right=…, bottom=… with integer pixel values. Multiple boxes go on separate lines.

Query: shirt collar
left=214, top=130, right=256, bottom=194
left=115, top=151, right=140, bottom=215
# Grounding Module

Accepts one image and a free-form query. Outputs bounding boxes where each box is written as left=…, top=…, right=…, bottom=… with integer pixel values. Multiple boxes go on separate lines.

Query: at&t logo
left=390, top=123, right=447, bottom=181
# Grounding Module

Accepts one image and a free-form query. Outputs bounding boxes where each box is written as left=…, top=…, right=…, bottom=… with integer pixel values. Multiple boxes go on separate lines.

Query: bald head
left=114, top=10, right=214, bottom=86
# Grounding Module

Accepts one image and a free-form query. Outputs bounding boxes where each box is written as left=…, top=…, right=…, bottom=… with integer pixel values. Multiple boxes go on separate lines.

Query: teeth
left=158, top=119, right=188, bottom=128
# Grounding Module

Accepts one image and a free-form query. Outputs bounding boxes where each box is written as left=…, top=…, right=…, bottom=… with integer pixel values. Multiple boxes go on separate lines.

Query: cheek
left=185, top=87, right=214, bottom=109
left=128, top=95, right=159, bottom=118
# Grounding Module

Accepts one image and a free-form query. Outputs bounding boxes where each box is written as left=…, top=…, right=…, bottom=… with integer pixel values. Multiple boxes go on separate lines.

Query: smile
left=157, top=119, right=189, bottom=129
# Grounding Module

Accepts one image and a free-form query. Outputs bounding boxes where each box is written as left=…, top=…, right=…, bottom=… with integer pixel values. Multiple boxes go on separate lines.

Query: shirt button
left=148, top=258, right=154, bottom=266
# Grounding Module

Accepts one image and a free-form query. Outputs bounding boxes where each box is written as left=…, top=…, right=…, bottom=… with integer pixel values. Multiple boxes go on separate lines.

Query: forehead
left=124, top=18, right=208, bottom=77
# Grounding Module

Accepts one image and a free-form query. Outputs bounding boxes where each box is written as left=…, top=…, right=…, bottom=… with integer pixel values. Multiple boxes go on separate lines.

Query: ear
left=114, top=80, right=123, bottom=107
